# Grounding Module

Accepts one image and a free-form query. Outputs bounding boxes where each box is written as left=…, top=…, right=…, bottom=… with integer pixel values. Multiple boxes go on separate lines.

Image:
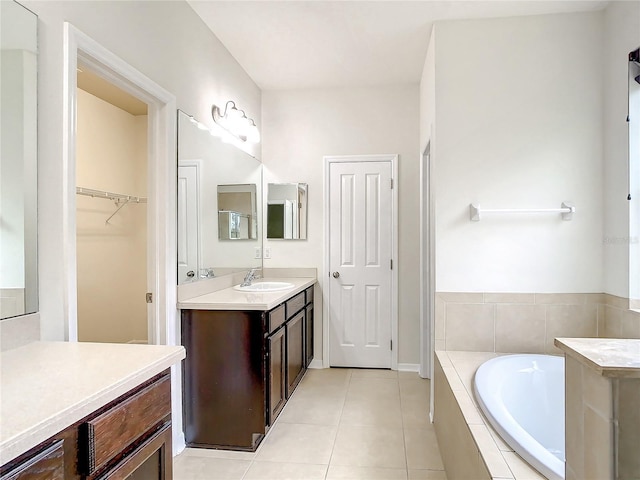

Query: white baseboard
left=307, top=360, right=417, bottom=371
left=308, top=359, right=324, bottom=369
left=173, top=430, right=186, bottom=457
left=397, top=363, right=420, bottom=372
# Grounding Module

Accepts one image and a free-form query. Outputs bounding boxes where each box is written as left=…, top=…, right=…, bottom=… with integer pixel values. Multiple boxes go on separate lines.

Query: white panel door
left=329, top=161, right=392, bottom=368
left=177, top=164, right=199, bottom=283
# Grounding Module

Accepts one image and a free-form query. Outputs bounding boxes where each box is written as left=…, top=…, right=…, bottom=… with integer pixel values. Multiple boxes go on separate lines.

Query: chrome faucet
left=200, top=267, right=215, bottom=279
left=241, top=268, right=258, bottom=287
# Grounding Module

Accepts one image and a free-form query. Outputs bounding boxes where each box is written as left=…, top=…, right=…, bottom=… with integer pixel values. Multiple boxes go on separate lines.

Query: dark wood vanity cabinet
left=267, top=325, right=286, bottom=425
left=286, top=310, right=305, bottom=398
left=181, top=284, right=315, bottom=451
left=0, top=371, right=173, bottom=480
left=0, top=440, right=65, bottom=480
left=305, top=304, right=314, bottom=368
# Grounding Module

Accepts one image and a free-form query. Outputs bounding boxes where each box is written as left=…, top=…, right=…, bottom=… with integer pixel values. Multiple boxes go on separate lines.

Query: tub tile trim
left=434, top=352, right=545, bottom=480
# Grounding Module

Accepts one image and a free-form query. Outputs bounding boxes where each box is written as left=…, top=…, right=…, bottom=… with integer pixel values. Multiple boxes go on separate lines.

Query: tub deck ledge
left=434, top=350, right=548, bottom=480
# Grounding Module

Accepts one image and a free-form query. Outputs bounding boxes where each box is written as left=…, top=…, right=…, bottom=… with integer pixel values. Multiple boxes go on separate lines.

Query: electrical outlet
left=264, top=247, right=271, bottom=259
left=254, top=247, right=262, bottom=259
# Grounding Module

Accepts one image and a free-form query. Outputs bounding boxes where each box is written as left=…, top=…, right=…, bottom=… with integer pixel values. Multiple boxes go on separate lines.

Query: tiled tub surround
left=0, top=313, right=39, bottom=352
left=601, top=295, right=640, bottom=339
left=435, top=293, right=640, bottom=353
left=555, top=338, right=640, bottom=480
left=434, top=350, right=546, bottom=480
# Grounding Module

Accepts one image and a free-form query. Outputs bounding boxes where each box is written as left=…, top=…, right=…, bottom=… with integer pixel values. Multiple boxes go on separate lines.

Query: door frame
left=419, top=142, right=435, bottom=379
left=177, top=160, right=202, bottom=283
left=323, top=154, right=398, bottom=370
left=63, top=23, right=176, bottom=345
left=62, top=24, right=181, bottom=447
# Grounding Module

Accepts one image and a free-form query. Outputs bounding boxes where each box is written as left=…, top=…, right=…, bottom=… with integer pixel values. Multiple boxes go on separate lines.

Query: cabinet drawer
left=79, top=375, right=171, bottom=475
left=305, top=286, right=314, bottom=305
left=268, top=304, right=286, bottom=334
left=0, top=440, right=64, bottom=480
left=286, top=292, right=305, bottom=318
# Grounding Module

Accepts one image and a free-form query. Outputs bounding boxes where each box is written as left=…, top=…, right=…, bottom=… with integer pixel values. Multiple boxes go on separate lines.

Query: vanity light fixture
left=186, top=113, right=250, bottom=152
left=211, top=100, right=260, bottom=144
left=189, top=116, right=209, bottom=131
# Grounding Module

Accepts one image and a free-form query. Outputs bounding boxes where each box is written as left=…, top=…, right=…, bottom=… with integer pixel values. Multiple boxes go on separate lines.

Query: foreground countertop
left=0, top=341, right=185, bottom=465
left=554, top=337, right=640, bottom=378
left=177, top=276, right=316, bottom=311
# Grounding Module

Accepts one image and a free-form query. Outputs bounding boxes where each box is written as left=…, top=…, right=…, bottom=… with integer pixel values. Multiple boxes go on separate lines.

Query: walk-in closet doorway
left=62, top=24, right=180, bottom=448
left=75, top=69, right=149, bottom=344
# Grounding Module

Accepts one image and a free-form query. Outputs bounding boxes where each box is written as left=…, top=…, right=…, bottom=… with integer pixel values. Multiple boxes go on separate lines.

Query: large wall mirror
left=177, top=110, right=262, bottom=284
left=217, top=184, right=257, bottom=240
left=0, top=1, right=38, bottom=320
left=266, top=183, right=308, bottom=240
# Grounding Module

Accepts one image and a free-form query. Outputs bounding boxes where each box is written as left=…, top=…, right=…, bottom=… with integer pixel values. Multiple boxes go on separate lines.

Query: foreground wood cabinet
left=181, top=285, right=315, bottom=451
left=0, top=371, right=173, bottom=480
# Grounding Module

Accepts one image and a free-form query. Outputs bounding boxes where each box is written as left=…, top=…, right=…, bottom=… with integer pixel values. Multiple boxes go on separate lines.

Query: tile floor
left=173, top=368, right=447, bottom=479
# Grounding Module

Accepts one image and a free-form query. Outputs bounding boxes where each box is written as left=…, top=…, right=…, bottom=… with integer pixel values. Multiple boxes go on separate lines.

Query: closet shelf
left=76, top=187, right=147, bottom=225
left=76, top=187, right=147, bottom=204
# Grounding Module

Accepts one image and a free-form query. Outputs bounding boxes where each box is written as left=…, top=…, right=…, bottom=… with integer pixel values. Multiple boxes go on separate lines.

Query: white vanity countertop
left=0, top=341, right=185, bottom=465
left=554, top=338, right=640, bottom=378
left=177, top=277, right=316, bottom=311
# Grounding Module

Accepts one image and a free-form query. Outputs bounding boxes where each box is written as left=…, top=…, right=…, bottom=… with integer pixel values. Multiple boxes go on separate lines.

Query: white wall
left=21, top=0, right=261, bottom=340
left=420, top=28, right=436, bottom=154
left=431, top=12, right=604, bottom=293
left=603, top=1, right=640, bottom=299
left=76, top=89, right=148, bottom=344
left=262, top=85, right=420, bottom=364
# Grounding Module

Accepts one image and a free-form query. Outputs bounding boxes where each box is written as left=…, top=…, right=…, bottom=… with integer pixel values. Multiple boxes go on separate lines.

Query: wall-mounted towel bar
left=76, top=187, right=147, bottom=224
left=470, top=202, right=575, bottom=221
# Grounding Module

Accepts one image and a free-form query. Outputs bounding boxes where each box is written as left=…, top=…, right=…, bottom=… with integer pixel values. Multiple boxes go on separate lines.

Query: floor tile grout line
left=179, top=368, right=441, bottom=479
left=324, top=368, right=353, bottom=479
left=242, top=367, right=317, bottom=479
left=400, top=374, right=449, bottom=477
left=397, top=373, right=410, bottom=477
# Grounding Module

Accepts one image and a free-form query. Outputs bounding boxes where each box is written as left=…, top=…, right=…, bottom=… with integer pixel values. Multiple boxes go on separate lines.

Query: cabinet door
left=95, top=423, right=172, bottom=480
left=286, top=311, right=305, bottom=398
left=0, top=440, right=64, bottom=480
left=182, top=310, right=266, bottom=450
left=305, top=304, right=314, bottom=368
left=268, top=327, right=286, bottom=425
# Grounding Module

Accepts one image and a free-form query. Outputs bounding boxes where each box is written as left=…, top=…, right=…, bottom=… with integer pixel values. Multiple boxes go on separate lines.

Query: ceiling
left=77, top=68, right=148, bottom=116
left=188, top=1, right=608, bottom=91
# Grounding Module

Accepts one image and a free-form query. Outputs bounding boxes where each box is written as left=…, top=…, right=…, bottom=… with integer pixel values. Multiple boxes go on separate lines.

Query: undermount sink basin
left=233, top=281, right=295, bottom=292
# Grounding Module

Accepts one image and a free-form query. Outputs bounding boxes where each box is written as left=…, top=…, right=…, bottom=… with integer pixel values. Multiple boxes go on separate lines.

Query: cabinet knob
left=332, top=271, right=340, bottom=278
left=187, top=271, right=195, bottom=278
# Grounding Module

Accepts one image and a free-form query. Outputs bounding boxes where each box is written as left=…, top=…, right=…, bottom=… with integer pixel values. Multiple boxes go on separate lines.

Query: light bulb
left=225, top=106, right=245, bottom=135
left=246, top=122, right=260, bottom=144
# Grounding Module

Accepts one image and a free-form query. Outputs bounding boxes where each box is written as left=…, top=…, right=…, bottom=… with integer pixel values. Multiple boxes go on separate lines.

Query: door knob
left=332, top=271, right=340, bottom=278
left=187, top=270, right=195, bottom=278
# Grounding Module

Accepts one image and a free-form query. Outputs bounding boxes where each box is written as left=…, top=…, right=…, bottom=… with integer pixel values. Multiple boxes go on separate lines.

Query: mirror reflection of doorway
left=75, top=68, right=149, bottom=344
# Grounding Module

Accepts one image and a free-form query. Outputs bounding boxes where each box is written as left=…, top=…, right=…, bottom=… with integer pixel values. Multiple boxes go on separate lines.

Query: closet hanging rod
left=76, top=187, right=147, bottom=204
left=470, top=202, right=575, bottom=221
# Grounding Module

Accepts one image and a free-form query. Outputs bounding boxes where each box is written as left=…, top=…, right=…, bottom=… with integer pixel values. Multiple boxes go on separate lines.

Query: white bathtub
left=473, top=354, right=565, bottom=480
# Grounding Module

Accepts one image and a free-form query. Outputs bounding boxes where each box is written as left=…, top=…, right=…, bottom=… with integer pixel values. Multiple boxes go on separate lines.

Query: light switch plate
left=264, top=247, right=271, bottom=259
left=254, top=247, right=262, bottom=259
